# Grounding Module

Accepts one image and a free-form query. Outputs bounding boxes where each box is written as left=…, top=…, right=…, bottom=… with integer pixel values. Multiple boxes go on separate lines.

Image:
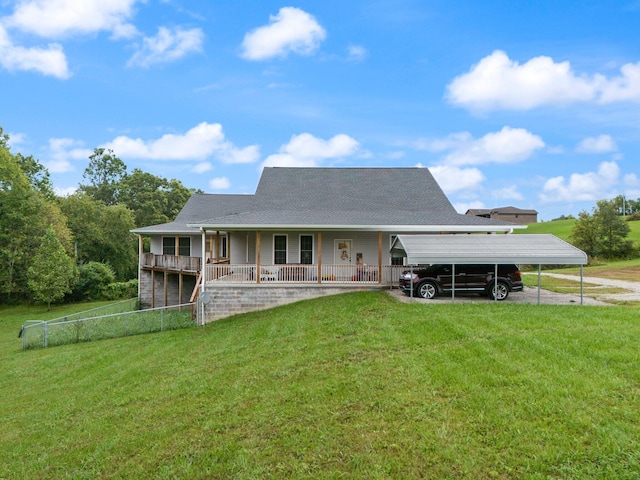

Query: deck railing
left=140, top=253, right=201, bottom=272
left=206, top=264, right=407, bottom=286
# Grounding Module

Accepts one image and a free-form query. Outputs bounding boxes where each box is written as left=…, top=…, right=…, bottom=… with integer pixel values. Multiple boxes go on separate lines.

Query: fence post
left=43, top=322, right=48, bottom=348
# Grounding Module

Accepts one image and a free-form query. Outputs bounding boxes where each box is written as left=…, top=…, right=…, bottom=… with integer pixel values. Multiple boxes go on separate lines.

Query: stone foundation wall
left=201, top=284, right=384, bottom=324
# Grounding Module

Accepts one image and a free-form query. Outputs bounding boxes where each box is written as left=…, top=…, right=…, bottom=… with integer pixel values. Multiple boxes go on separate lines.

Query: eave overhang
left=186, top=223, right=524, bottom=233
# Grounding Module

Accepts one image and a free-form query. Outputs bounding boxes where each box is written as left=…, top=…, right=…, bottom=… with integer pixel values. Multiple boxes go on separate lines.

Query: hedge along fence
left=20, top=301, right=196, bottom=350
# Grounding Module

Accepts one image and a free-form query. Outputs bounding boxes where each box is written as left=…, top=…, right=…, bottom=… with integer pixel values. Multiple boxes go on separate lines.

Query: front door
left=334, top=239, right=352, bottom=265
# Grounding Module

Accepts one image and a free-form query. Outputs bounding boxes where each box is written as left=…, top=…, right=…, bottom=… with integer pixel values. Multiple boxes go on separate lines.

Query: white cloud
left=5, top=131, right=26, bottom=149
left=127, top=26, right=204, bottom=67
left=0, top=25, right=70, bottom=78
left=623, top=173, right=640, bottom=200
left=575, top=134, right=618, bottom=154
left=44, top=137, right=92, bottom=173
left=241, top=7, right=326, bottom=60
left=192, top=162, right=212, bottom=174
left=446, top=50, right=640, bottom=111
left=3, top=0, right=139, bottom=39
left=599, top=62, right=640, bottom=103
left=540, top=161, right=620, bottom=203
left=421, top=127, right=544, bottom=166
left=54, top=186, right=77, bottom=197
left=491, top=185, right=524, bottom=201
left=209, top=177, right=230, bottom=190
left=428, top=165, right=485, bottom=193
left=347, top=44, right=366, bottom=61
left=262, top=133, right=360, bottom=168
left=102, top=122, right=260, bottom=164
left=218, top=145, right=260, bottom=164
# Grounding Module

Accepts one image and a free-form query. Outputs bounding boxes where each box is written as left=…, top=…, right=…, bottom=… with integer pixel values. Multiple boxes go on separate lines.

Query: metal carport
left=390, top=234, right=588, bottom=304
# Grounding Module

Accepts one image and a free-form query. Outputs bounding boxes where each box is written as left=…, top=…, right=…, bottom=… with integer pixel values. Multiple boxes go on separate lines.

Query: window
left=274, top=235, right=287, bottom=264
left=220, top=235, right=228, bottom=259
left=179, top=237, right=190, bottom=256
left=162, top=237, right=175, bottom=255
left=300, top=235, right=313, bottom=264
left=163, top=237, right=191, bottom=256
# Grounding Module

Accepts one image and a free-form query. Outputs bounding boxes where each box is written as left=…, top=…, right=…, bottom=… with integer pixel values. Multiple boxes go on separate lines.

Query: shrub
left=103, top=279, right=138, bottom=300
left=72, top=262, right=115, bottom=300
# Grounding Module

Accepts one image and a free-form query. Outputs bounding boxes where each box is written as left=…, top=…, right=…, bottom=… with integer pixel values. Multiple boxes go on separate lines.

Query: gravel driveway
left=388, top=272, right=640, bottom=306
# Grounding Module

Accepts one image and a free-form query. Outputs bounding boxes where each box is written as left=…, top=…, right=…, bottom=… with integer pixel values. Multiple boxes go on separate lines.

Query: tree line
left=0, top=127, right=200, bottom=307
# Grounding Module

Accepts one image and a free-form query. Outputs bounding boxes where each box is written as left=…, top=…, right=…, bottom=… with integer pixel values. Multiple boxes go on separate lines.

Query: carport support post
left=409, top=265, right=413, bottom=302
left=494, top=264, right=498, bottom=302
left=580, top=265, right=584, bottom=305
left=451, top=264, right=455, bottom=301
left=537, top=264, right=541, bottom=305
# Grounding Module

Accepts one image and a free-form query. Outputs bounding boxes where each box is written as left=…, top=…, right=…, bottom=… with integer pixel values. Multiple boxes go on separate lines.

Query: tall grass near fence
left=21, top=301, right=196, bottom=349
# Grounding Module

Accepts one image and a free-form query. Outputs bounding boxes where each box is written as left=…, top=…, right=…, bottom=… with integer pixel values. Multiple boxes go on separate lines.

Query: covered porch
left=199, top=229, right=405, bottom=287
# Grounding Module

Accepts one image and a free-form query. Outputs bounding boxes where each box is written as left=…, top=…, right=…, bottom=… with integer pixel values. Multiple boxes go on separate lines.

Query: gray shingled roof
left=132, top=167, right=522, bottom=233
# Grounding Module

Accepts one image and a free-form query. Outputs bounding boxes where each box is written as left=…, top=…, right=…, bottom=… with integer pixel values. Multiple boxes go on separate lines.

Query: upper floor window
left=163, top=236, right=191, bottom=256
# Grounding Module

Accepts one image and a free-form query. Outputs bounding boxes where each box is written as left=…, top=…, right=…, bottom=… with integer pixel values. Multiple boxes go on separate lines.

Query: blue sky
left=2, top=0, right=640, bottom=221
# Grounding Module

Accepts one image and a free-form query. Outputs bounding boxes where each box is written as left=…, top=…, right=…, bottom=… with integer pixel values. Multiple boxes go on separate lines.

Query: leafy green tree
left=16, top=153, right=55, bottom=200
left=1, top=144, right=72, bottom=302
left=594, top=199, right=633, bottom=258
left=118, top=169, right=198, bottom=227
left=59, top=193, right=137, bottom=281
left=570, top=199, right=635, bottom=259
left=79, top=148, right=127, bottom=205
left=27, top=228, right=78, bottom=310
left=570, top=210, right=600, bottom=258
left=0, top=126, right=8, bottom=149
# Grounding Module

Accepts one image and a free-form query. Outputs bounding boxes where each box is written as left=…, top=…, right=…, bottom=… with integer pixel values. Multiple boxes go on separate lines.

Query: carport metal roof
left=390, top=234, right=587, bottom=265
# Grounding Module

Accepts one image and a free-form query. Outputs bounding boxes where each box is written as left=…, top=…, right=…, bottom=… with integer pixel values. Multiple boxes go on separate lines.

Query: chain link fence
left=21, top=301, right=197, bottom=350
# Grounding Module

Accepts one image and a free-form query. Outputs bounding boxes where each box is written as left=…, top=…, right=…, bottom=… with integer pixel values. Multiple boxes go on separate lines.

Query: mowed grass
left=2, top=293, right=640, bottom=479
left=520, top=217, right=640, bottom=245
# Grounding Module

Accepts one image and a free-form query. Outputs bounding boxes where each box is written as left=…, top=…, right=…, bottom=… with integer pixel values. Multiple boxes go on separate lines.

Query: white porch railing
left=206, top=264, right=407, bottom=286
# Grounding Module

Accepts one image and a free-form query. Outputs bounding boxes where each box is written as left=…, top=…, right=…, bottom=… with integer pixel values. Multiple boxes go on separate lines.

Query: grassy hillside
left=2, top=294, right=640, bottom=479
left=518, top=217, right=640, bottom=245
left=516, top=218, right=576, bottom=241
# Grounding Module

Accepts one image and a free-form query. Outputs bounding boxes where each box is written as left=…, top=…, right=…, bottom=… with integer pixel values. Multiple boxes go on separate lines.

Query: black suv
left=399, top=264, right=524, bottom=300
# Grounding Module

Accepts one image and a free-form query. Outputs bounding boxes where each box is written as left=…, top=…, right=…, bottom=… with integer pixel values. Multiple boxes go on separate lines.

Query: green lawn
left=2, top=294, right=640, bottom=479
left=519, top=217, right=640, bottom=245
